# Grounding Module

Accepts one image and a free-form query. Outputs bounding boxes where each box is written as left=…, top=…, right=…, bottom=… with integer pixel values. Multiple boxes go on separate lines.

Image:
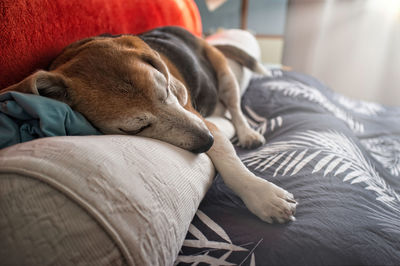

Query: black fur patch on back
left=139, top=26, right=218, bottom=117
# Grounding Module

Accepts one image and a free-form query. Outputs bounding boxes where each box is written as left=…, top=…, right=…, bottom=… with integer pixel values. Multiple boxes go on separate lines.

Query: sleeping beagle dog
left=2, top=26, right=297, bottom=223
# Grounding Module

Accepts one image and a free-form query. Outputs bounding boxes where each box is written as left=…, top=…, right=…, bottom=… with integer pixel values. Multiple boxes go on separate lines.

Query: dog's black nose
left=191, top=132, right=214, bottom=153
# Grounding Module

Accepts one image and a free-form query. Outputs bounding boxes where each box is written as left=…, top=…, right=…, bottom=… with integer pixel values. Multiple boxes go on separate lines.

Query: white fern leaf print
left=292, top=150, right=321, bottom=176
left=250, top=254, right=256, bottom=266
left=262, top=152, right=287, bottom=172
left=244, top=105, right=283, bottom=135
left=182, top=238, right=246, bottom=251
left=274, top=150, right=296, bottom=177
left=360, top=136, right=400, bottom=176
left=334, top=94, right=384, bottom=116
left=324, top=157, right=343, bottom=176
left=313, top=154, right=336, bottom=173
left=242, top=130, right=400, bottom=212
left=232, top=105, right=284, bottom=147
left=196, top=210, right=231, bottom=243
left=283, top=149, right=309, bottom=176
left=264, top=80, right=365, bottom=133
left=177, top=210, right=259, bottom=265
left=175, top=252, right=235, bottom=266
left=256, top=154, right=278, bottom=171
left=335, top=162, right=352, bottom=176
left=271, top=69, right=283, bottom=77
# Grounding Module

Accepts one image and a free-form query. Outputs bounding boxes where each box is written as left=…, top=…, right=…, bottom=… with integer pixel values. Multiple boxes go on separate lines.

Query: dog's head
left=3, top=35, right=213, bottom=153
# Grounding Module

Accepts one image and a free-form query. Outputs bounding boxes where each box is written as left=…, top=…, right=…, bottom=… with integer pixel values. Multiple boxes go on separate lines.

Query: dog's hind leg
left=204, top=121, right=297, bottom=223
left=203, top=42, right=265, bottom=149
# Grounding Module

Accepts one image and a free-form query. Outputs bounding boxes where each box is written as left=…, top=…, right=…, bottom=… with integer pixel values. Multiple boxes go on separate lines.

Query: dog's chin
left=98, top=125, right=214, bottom=153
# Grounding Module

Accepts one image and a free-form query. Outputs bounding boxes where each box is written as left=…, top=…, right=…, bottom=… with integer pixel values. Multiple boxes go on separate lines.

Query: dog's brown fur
left=2, top=27, right=297, bottom=223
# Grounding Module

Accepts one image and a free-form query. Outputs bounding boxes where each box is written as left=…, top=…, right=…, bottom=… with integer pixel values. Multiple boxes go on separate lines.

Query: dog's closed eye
left=119, top=124, right=151, bottom=135
left=122, top=78, right=134, bottom=88
left=141, top=54, right=161, bottom=72
left=144, top=58, right=158, bottom=71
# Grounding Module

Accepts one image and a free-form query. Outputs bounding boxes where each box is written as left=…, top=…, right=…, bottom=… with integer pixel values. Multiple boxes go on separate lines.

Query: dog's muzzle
left=191, top=131, right=214, bottom=154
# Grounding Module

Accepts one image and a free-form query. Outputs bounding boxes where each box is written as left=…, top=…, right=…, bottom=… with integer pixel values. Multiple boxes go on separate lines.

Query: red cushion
left=0, top=0, right=202, bottom=89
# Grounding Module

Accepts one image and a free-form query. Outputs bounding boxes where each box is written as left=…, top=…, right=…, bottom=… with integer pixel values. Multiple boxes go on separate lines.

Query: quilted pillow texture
left=0, top=0, right=202, bottom=89
left=0, top=136, right=214, bottom=265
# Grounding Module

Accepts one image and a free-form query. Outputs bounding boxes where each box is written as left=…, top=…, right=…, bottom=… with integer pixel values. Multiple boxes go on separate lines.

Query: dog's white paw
left=237, top=127, right=265, bottom=149
left=240, top=177, right=297, bottom=223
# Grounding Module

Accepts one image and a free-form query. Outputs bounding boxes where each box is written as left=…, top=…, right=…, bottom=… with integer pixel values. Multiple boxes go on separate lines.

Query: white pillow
left=0, top=135, right=215, bottom=265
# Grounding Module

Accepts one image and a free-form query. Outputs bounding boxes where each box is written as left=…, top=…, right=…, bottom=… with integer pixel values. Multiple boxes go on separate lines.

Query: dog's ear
left=2, top=70, right=70, bottom=103
left=170, top=78, right=188, bottom=106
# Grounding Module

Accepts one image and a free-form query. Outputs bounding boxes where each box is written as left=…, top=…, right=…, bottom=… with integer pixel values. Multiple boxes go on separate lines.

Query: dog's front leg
left=205, top=121, right=297, bottom=223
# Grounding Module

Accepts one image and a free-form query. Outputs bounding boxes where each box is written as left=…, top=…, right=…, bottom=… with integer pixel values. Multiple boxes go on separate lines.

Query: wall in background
left=195, top=0, right=241, bottom=34
left=195, top=0, right=288, bottom=64
left=247, top=0, right=287, bottom=35
left=283, top=0, right=400, bottom=106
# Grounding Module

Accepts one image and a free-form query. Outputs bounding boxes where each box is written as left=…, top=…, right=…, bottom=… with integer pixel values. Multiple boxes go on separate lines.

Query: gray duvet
left=177, top=70, right=400, bottom=266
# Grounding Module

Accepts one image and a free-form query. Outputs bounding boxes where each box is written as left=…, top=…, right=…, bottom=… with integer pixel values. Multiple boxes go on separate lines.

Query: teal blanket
left=0, top=92, right=101, bottom=149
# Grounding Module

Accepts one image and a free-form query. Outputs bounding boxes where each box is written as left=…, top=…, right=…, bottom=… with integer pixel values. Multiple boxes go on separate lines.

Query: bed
left=177, top=69, right=400, bottom=265
left=1, top=0, right=400, bottom=265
